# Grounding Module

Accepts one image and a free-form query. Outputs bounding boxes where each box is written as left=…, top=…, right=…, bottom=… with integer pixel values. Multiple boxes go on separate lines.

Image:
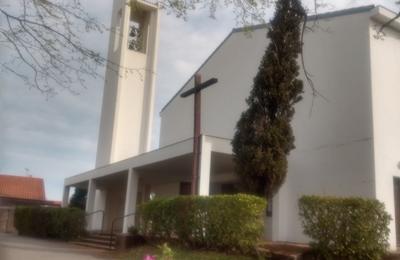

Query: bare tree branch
left=373, top=1, right=400, bottom=39
left=0, top=0, right=144, bottom=97
left=377, top=12, right=400, bottom=38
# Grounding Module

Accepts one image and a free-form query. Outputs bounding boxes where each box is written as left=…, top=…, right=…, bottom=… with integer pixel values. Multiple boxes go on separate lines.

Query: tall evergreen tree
left=69, top=188, right=87, bottom=210
left=232, top=0, right=305, bottom=199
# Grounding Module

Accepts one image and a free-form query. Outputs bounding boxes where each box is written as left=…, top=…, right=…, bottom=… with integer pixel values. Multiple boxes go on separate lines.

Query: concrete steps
left=257, top=241, right=311, bottom=260
left=73, top=233, right=116, bottom=250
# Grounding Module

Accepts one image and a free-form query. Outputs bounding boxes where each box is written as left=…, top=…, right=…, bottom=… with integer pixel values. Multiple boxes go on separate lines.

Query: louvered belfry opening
left=128, top=5, right=149, bottom=53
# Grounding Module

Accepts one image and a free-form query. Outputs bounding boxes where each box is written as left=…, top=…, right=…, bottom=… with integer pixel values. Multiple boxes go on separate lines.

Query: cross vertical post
left=192, top=74, right=201, bottom=195
left=180, top=73, right=218, bottom=195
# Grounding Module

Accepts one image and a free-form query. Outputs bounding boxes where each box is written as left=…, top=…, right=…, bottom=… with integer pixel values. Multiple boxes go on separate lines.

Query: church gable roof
left=160, top=5, right=377, bottom=114
left=231, top=5, right=375, bottom=33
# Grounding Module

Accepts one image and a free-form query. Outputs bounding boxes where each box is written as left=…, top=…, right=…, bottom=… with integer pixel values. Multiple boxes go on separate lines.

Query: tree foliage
left=69, top=187, right=87, bottom=210
left=232, top=0, right=305, bottom=199
left=14, top=206, right=85, bottom=240
left=299, top=196, right=391, bottom=260
left=140, top=194, right=266, bottom=253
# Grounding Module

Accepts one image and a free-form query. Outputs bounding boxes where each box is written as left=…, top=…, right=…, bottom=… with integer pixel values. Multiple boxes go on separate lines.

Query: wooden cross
left=181, top=73, right=218, bottom=195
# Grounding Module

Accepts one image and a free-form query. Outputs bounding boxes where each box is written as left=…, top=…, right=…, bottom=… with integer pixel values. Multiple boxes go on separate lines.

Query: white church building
left=63, top=0, right=400, bottom=249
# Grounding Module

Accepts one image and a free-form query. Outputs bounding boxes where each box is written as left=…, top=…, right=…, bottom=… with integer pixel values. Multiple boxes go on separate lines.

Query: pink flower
left=143, top=254, right=156, bottom=260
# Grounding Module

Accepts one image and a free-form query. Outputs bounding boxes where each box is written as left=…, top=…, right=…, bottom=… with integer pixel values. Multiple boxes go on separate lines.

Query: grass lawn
left=118, top=244, right=255, bottom=260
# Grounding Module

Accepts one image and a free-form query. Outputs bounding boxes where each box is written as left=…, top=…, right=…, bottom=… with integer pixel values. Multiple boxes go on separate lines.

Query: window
left=179, top=182, right=191, bottom=195
left=220, top=183, right=238, bottom=194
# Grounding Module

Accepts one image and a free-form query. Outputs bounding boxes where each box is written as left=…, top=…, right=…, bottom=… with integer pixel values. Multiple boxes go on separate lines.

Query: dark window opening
left=179, top=182, right=191, bottom=195
left=128, top=7, right=148, bottom=53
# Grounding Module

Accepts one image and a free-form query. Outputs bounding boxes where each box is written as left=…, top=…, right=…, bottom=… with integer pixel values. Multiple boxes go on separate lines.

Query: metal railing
left=109, top=212, right=136, bottom=249
left=85, top=210, right=105, bottom=233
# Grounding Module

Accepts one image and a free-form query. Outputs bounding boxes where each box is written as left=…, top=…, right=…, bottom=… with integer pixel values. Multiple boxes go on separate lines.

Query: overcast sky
left=0, top=0, right=397, bottom=200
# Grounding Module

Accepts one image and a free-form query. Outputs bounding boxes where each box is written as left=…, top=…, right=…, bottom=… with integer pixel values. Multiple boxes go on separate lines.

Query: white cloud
left=173, top=60, right=198, bottom=77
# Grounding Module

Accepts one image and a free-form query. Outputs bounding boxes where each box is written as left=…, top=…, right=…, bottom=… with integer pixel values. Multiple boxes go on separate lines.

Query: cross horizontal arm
left=180, top=78, right=218, bottom=98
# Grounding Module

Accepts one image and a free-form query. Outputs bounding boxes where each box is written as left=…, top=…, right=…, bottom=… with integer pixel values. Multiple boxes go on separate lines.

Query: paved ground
left=0, top=233, right=114, bottom=260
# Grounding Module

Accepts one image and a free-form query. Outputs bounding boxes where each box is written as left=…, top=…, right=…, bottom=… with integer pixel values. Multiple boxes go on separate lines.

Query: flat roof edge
left=371, top=5, right=400, bottom=32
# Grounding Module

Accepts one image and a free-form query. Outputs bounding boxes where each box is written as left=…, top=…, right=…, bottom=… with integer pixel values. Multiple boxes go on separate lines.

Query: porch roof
left=65, top=137, right=195, bottom=186
left=65, top=135, right=234, bottom=187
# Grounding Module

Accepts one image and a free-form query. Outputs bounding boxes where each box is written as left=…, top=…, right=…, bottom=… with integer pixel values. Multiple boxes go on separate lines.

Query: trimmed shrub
left=299, top=196, right=391, bottom=260
left=140, top=194, right=266, bottom=253
left=14, top=206, right=85, bottom=240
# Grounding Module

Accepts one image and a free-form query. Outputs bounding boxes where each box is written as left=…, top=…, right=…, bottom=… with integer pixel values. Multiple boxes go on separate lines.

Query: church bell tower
left=95, top=0, right=159, bottom=167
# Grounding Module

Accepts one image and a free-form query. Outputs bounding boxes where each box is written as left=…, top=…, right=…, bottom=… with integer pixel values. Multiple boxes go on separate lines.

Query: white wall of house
left=369, top=7, right=400, bottom=248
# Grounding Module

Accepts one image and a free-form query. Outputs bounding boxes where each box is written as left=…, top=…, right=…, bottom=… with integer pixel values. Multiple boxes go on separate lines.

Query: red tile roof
left=0, top=174, right=45, bottom=201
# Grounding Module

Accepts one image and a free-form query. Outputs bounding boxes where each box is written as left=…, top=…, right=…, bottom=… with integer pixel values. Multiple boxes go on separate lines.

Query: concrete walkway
left=0, top=233, right=114, bottom=260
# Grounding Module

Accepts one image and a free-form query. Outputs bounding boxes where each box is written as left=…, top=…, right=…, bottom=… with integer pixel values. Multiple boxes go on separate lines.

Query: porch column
left=85, top=179, right=97, bottom=230
left=199, top=136, right=212, bottom=195
left=92, top=189, right=107, bottom=231
left=61, top=186, right=70, bottom=208
left=122, top=168, right=139, bottom=233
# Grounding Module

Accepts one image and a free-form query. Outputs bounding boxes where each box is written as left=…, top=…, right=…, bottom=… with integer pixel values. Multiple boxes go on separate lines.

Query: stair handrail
left=85, top=209, right=105, bottom=233
left=109, top=212, right=136, bottom=249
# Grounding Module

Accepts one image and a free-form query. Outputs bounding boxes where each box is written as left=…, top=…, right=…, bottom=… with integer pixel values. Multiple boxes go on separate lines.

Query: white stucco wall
left=275, top=11, right=377, bottom=244
left=104, top=181, right=126, bottom=231
left=95, top=0, right=125, bottom=167
left=159, top=29, right=267, bottom=146
left=160, top=8, right=380, bottom=244
left=370, top=14, right=400, bottom=248
left=96, top=0, right=159, bottom=167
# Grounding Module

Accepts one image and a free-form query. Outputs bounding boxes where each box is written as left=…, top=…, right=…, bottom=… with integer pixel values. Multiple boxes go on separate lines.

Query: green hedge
left=299, top=196, right=391, bottom=260
left=140, top=194, right=266, bottom=253
left=14, top=206, right=85, bottom=240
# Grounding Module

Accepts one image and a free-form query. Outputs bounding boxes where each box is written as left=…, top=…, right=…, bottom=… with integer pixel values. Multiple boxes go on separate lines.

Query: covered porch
left=62, top=136, right=238, bottom=234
